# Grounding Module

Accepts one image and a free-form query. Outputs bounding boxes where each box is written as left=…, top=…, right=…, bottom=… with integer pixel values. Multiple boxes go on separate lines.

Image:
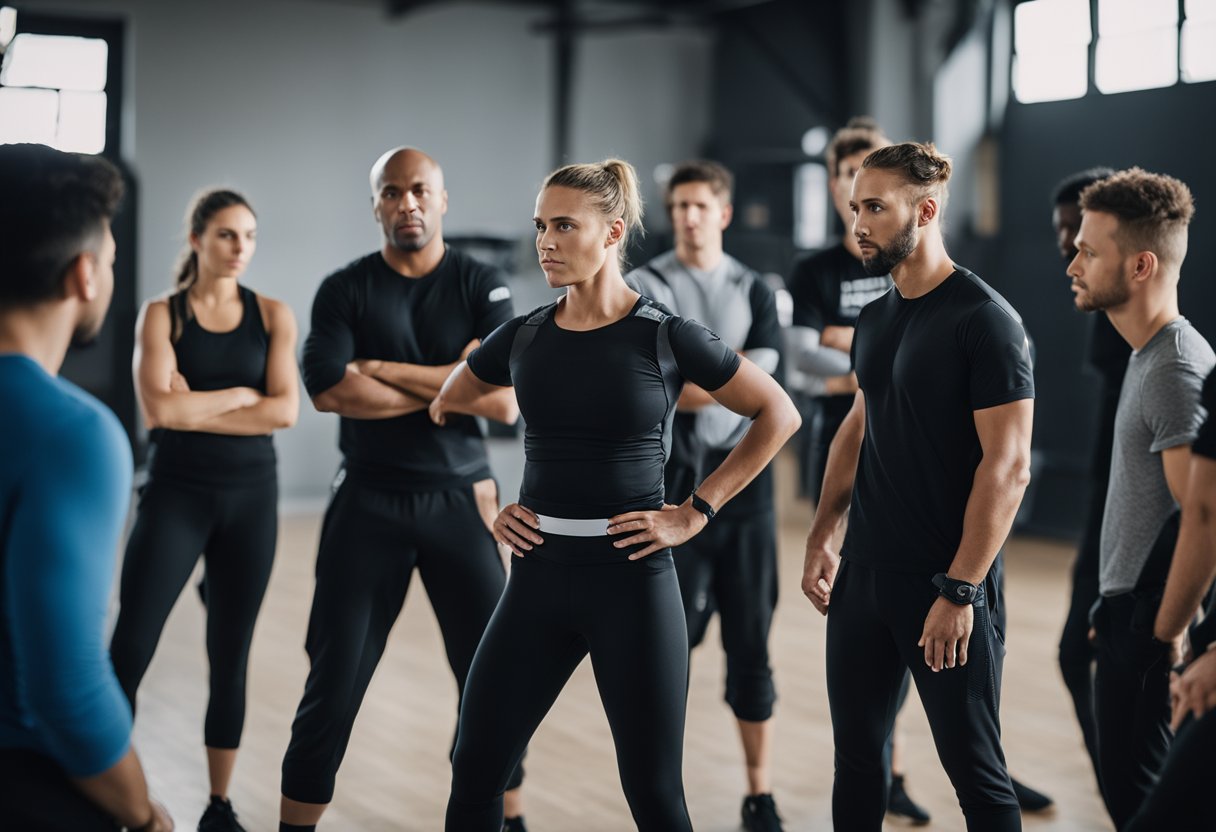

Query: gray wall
left=17, top=0, right=713, bottom=502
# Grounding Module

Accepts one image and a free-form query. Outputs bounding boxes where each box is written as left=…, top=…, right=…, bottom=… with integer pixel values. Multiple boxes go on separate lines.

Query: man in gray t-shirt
left=1100, top=319, right=1214, bottom=595
left=1067, top=167, right=1212, bottom=829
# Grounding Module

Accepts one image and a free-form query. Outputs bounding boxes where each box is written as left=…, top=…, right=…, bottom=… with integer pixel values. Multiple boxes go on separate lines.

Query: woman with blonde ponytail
left=434, top=160, right=801, bottom=831
left=110, top=189, right=300, bottom=832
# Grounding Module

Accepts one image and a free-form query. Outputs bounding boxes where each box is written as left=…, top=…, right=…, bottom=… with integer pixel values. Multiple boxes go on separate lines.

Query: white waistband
left=534, top=513, right=612, bottom=537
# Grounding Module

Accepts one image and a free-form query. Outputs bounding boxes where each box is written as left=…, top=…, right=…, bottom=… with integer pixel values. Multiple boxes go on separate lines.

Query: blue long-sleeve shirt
left=0, top=354, right=133, bottom=777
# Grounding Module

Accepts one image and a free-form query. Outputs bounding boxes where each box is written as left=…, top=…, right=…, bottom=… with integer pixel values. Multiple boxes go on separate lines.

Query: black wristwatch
left=932, top=573, right=980, bottom=605
left=690, top=491, right=716, bottom=521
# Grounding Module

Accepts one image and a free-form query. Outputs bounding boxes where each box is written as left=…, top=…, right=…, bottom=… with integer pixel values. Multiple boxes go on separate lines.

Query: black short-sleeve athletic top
left=843, top=267, right=1035, bottom=573
left=301, top=249, right=514, bottom=489
left=466, top=296, right=741, bottom=518
left=148, top=285, right=276, bottom=486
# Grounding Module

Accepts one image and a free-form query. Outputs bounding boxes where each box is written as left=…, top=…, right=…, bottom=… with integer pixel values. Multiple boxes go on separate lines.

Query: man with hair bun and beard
left=802, top=142, right=1033, bottom=831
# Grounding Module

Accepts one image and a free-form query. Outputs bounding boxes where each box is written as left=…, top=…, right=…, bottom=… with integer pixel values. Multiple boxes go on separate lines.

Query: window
left=793, top=163, right=828, bottom=251
left=1095, top=0, right=1178, bottom=93
left=1182, top=0, right=1216, bottom=83
left=0, top=28, right=108, bottom=153
left=1012, top=0, right=1091, bottom=103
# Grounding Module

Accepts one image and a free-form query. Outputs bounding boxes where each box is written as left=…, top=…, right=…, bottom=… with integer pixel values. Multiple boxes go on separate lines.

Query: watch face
left=956, top=585, right=972, bottom=601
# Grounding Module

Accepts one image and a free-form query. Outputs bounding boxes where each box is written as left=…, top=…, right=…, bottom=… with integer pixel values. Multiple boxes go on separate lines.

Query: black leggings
left=281, top=477, right=517, bottom=805
left=679, top=510, right=778, bottom=722
left=446, top=536, right=691, bottom=832
left=110, top=476, right=277, bottom=749
left=1125, top=708, right=1216, bottom=830
left=827, top=559, right=1020, bottom=832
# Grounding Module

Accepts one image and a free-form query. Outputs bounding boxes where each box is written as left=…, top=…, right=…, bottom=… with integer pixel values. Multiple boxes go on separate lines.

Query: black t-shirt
left=149, top=285, right=276, bottom=485
left=787, top=243, right=893, bottom=332
left=301, top=248, right=514, bottom=489
left=1193, top=368, right=1216, bottom=461
left=466, top=297, right=741, bottom=518
left=842, top=267, right=1035, bottom=573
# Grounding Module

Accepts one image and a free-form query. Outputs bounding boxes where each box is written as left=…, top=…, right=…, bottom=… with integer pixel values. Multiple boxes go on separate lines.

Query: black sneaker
left=741, top=793, right=784, bottom=832
left=502, top=816, right=528, bottom=832
left=198, top=796, right=247, bottom=832
left=887, top=774, right=931, bottom=825
left=1012, top=777, right=1054, bottom=812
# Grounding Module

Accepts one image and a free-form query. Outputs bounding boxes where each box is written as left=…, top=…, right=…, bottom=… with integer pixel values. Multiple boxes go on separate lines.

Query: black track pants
left=826, top=559, right=1020, bottom=832
left=1124, top=708, right=1216, bottom=831
left=280, top=476, right=519, bottom=805
left=678, top=510, right=778, bottom=722
left=110, top=477, right=277, bottom=749
left=0, top=749, right=120, bottom=831
left=446, top=537, right=691, bottom=832
left=1092, top=592, right=1173, bottom=830
left=1057, top=383, right=1120, bottom=788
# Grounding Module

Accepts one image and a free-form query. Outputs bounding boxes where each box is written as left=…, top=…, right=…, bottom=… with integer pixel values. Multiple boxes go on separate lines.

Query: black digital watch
left=690, top=491, right=716, bottom=521
left=932, top=573, right=980, bottom=605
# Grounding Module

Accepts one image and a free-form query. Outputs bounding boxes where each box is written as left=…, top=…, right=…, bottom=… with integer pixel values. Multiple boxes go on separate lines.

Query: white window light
left=0, top=7, right=17, bottom=50
left=1187, top=0, right=1216, bottom=22
left=1182, top=20, right=1216, bottom=82
left=0, top=86, right=57, bottom=145
left=1012, top=0, right=1092, bottom=104
left=1095, top=0, right=1178, bottom=93
left=801, top=126, right=830, bottom=157
left=56, top=90, right=106, bottom=154
left=1099, top=0, right=1178, bottom=34
left=0, top=33, right=107, bottom=91
left=793, top=163, right=829, bottom=251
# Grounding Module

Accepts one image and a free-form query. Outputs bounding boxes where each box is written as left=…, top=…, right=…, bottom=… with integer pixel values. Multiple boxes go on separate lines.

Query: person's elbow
left=311, top=387, right=341, bottom=414
left=28, top=673, right=132, bottom=778
left=487, top=391, right=520, bottom=425
left=763, top=387, right=802, bottom=441
left=273, top=394, right=300, bottom=428
left=992, top=445, right=1032, bottom=492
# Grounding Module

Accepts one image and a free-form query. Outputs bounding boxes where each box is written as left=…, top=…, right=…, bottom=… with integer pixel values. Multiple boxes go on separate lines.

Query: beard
left=1074, top=268, right=1132, bottom=312
left=71, top=314, right=105, bottom=349
left=390, top=223, right=433, bottom=253
left=861, top=216, right=918, bottom=277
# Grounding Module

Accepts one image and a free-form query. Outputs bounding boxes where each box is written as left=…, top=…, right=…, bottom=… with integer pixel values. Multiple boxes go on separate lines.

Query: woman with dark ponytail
left=435, top=159, right=801, bottom=831
left=109, top=189, right=299, bottom=832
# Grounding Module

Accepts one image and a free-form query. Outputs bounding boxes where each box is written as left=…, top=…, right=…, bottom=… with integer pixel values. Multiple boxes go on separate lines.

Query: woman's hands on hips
left=607, top=503, right=708, bottom=560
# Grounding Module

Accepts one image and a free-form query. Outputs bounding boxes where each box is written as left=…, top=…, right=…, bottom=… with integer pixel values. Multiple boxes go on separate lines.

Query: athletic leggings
left=827, top=559, right=1020, bottom=832
left=446, top=535, right=691, bottom=832
left=281, top=476, right=519, bottom=805
left=679, top=509, right=778, bottom=722
left=110, top=476, right=277, bottom=749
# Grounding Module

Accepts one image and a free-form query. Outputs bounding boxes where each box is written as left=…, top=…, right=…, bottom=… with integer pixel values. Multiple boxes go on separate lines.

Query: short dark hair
left=826, top=116, right=889, bottom=178
left=1080, top=167, right=1194, bottom=267
left=665, top=159, right=733, bottom=207
left=1052, top=167, right=1115, bottom=206
left=0, top=144, right=124, bottom=306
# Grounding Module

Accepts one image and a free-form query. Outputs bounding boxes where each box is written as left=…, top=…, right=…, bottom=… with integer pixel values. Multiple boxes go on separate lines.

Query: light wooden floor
left=128, top=456, right=1113, bottom=831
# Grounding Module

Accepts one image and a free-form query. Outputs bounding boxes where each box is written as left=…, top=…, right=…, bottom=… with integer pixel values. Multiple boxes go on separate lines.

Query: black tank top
left=147, top=285, right=277, bottom=486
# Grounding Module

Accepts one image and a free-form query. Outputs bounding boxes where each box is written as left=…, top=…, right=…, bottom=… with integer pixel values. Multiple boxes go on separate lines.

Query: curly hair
left=1080, top=167, right=1194, bottom=266
left=861, top=141, right=952, bottom=209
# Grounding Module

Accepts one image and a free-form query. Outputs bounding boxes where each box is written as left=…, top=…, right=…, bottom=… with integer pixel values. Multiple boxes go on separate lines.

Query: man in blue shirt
left=0, top=143, right=173, bottom=832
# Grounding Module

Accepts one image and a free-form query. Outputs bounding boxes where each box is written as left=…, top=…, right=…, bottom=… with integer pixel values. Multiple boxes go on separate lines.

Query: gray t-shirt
left=1100, top=317, right=1215, bottom=595
left=625, top=251, right=780, bottom=449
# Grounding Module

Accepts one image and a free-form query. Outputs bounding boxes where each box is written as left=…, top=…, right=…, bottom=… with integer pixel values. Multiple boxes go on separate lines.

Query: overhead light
left=800, top=126, right=830, bottom=157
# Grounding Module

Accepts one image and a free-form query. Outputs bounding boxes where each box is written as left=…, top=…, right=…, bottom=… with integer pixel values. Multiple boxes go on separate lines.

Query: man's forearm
left=72, top=747, right=154, bottom=830
left=442, top=385, right=519, bottom=425
left=946, top=457, right=1031, bottom=583
left=806, top=407, right=863, bottom=547
left=1156, top=491, right=1216, bottom=641
left=369, top=360, right=458, bottom=401
left=191, top=394, right=296, bottom=435
left=314, top=371, right=429, bottom=419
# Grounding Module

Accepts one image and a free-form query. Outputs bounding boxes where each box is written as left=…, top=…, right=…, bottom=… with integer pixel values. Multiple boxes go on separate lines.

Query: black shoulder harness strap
left=508, top=298, right=682, bottom=460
